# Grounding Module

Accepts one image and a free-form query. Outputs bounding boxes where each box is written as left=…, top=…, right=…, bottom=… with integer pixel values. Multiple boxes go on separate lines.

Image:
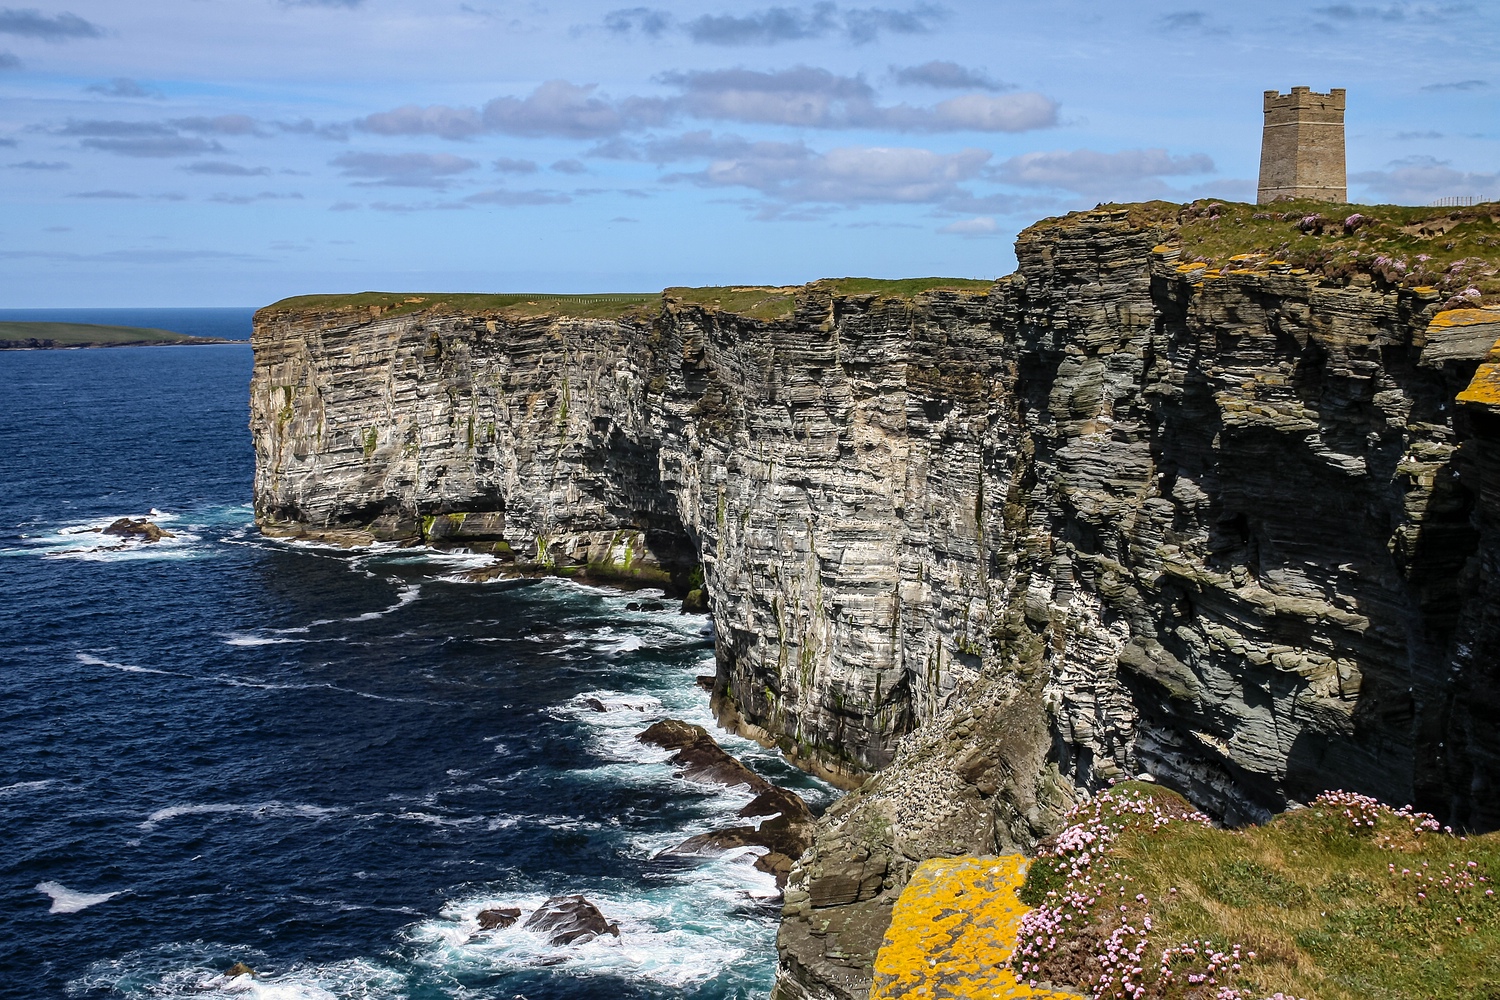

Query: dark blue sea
left=0, top=343, right=832, bottom=999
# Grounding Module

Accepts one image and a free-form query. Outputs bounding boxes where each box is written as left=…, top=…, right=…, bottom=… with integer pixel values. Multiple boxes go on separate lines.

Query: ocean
left=0, top=342, right=833, bottom=999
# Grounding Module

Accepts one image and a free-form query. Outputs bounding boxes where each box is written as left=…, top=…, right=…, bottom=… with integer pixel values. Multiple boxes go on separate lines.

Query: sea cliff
left=250, top=203, right=1500, bottom=999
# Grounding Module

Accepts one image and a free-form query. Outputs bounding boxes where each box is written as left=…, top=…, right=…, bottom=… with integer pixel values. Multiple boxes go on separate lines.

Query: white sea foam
left=76, top=652, right=176, bottom=676
left=36, top=881, right=120, bottom=913
left=69, top=948, right=406, bottom=1000
left=222, top=634, right=318, bottom=646
left=7, top=511, right=211, bottom=563
left=404, top=868, right=777, bottom=989
left=78, top=652, right=446, bottom=706
left=0, top=779, right=54, bottom=797
left=226, top=581, right=423, bottom=646
left=140, top=801, right=341, bottom=832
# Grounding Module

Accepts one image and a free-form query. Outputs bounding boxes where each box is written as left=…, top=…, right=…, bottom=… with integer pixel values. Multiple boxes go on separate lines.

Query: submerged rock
left=522, top=894, right=619, bottom=946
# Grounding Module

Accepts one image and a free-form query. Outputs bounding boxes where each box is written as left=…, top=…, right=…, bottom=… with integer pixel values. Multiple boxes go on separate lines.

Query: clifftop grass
left=1015, top=784, right=1500, bottom=1000
left=257, top=291, right=661, bottom=322
left=261, top=277, right=998, bottom=327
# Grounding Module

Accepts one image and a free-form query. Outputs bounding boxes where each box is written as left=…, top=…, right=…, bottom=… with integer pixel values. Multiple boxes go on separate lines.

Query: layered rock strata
left=251, top=208, right=1500, bottom=1000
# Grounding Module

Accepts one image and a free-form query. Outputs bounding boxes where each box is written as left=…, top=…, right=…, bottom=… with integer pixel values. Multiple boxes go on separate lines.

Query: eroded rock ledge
left=251, top=206, right=1500, bottom=1000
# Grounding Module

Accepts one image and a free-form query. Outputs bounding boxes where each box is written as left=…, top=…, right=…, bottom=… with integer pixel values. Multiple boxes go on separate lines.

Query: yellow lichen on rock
left=1428, top=306, right=1500, bottom=331
left=868, top=856, right=1082, bottom=1000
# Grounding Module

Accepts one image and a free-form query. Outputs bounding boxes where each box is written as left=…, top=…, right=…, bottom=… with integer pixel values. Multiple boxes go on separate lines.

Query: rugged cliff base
left=250, top=199, right=1500, bottom=1000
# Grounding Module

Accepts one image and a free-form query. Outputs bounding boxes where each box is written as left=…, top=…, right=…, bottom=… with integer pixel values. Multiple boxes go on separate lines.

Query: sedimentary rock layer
left=251, top=207, right=1500, bottom=999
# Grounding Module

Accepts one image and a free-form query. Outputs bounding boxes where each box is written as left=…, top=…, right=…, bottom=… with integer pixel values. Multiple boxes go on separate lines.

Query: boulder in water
left=225, top=962, right=256, bottom=978
left=101, top=517, right=174, bottom=543
left=523, top=894, right=620, bottom=945
left=477, top=906, right=521, bottom=930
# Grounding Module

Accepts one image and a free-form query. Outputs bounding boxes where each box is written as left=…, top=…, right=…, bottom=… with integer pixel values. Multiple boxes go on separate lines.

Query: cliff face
left=250, top=209, right=1500, bottom=1000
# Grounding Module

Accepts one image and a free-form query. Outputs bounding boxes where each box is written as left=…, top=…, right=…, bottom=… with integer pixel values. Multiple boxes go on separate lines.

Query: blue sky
left=0, top=0, right=1496, bottom=306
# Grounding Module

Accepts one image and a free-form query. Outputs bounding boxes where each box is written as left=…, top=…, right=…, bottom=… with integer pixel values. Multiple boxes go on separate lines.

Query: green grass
left=258, top=291, right=662, bottom=321
left=813, top=276, right=996, bottom=297
left=0, top=321, right=226, bottom=347
left=1016, top=783, right=1500, bottom=1000
left=665, top=285, right=800, bottom=320
left=1053, top=198, right=1500, bottom=307
left=264, top=278, right=999, bottom=326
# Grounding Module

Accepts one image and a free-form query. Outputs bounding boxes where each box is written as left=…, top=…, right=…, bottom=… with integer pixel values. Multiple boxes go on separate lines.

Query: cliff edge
left=250, top=200, right=1500, bottom=999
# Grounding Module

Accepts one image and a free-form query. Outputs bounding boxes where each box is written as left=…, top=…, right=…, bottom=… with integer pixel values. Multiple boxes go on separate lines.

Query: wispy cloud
left=481, top=80, right=673, bottom=138
left=602, top=2, right=946, bottom=45
left=68, top=189, right=139, bottom=199
left=670, top=139, right=991, bottom=209
left=666, top=66, right=1056, bottom=131
left=1159, top=10, right=1229, bottom=33
left=358, top=104, right=484, bottom=140
left=209, top=191, right=304, bottom=204
left=8, top=158, right=67, bottom=169
left=0, top=50, right=19, bottom=69
left=277, top=118, right=349, bottom=141
left=1314, top=3, right=1407, bottom=19
left=891, top=60, right=1009, bottom=91
left=86, top=77, right=160, bottom=99
left=0, top=7, right=104, bottom=40
left=466, top=188, right=572, bottom=205
left=938, top=215, right=999, bottom=235
left=183, top=161, right=270, bottom=176
left=330, top=151, right=479, bottom=188
left=991, top=147, right=1215, bottom=198
left=1422, top=79, right=1487, bottom=91
left=1351, top=154, right=1500, bottom=203
left=603, top=6, right=672, bottom=37
left=356, top=68, right=1056, bottom=144
left=173, top=115, right=264, bottom=136
left=51, top=118, right=264, bottom=157
left=493, top=156, right=537, bottom=173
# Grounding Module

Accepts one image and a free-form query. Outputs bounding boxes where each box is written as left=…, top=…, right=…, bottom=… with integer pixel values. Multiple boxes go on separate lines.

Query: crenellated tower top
left=1257, top=86, right=1347, bottom=204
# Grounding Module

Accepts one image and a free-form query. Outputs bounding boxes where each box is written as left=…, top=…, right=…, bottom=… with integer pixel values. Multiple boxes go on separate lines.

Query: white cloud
left=679, top=142, right=990, bottom=205
left=992, top=148, right=1215, bottom=198
left=939, top=215, right=998, bottom=235
left=330, top=151, right=479, bottom=188
left=1350, top=155, right=1500, bottom=204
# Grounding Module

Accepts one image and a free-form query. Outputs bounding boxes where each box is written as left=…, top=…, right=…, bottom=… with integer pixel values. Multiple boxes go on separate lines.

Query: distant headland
left=0, top=321, right=231, bottom=350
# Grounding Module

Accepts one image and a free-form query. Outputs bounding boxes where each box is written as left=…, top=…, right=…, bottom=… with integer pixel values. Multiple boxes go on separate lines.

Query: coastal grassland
left=263, top=278, right=1000, bottom=328
left=665, top=277, right=995, bottom=322
left=1016, top=783, right=1500, bottom=1000
left=1061, top=198, right=1500, bottom=307
left=815, top=276, right=996, bottom=298
left=258, top=291, right=662, bottom=322
left=0, top=321, right=226, bottom=348
left=666, top=285, right=799, bottom=320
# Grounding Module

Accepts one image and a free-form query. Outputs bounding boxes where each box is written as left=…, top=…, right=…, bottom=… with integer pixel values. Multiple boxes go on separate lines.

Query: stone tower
left=1257, top=86, right=1346, bottom=204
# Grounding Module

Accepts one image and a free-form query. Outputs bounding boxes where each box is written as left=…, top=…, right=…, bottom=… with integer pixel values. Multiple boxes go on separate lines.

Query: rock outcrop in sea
left=250, top=205, right=1500, bottom=1000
